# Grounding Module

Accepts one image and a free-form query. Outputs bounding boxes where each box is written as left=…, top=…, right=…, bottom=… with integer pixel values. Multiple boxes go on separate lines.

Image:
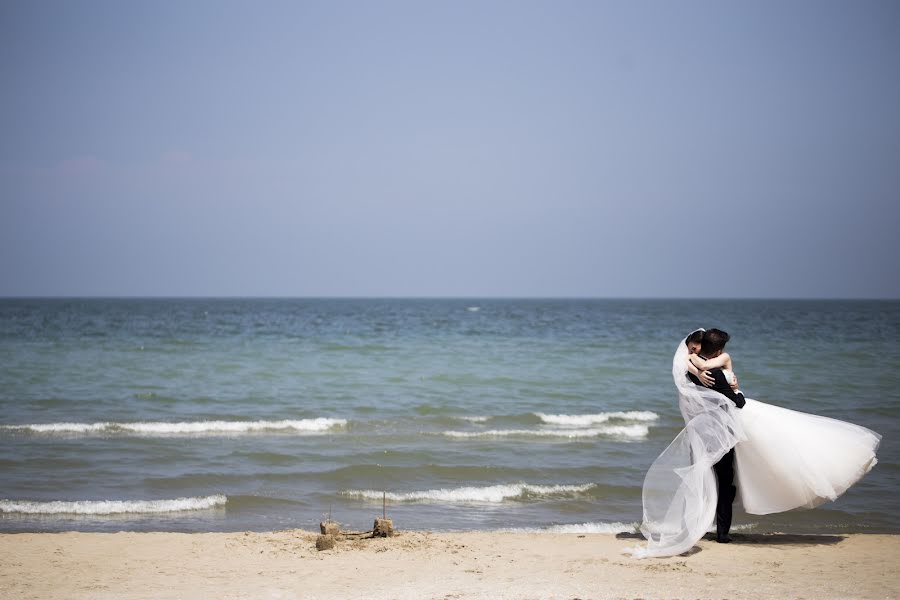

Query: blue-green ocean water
left=0, top=299, right=897, bottom=534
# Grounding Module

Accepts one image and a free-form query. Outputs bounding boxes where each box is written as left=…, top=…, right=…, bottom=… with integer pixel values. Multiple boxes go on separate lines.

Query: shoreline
left=2, top=530, right=898, bottom=599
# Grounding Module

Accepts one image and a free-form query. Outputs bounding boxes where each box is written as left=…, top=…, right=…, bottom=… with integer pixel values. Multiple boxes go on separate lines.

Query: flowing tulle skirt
left=735, top=399, right=881, bottom=515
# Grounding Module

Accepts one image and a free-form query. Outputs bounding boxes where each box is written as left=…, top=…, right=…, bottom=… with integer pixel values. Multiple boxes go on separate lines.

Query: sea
left=1, top=298, right=897, bottom=535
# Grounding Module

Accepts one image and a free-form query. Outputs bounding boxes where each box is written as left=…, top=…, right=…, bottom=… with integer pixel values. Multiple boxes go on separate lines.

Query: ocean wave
left=497, top=521, right=638, bottom=534
left=440, top=424, right=649, bottom=439
left=0, top=418, right=347, bottom=435
left=534, top=411, right=659, bottom=427
left=457, top=415, right=490, bottom=423
left=341, top=483, right=597, bottom=503
left=711, top=523, right=756, bottom=533
left=0, top=495, right=227, bottom=515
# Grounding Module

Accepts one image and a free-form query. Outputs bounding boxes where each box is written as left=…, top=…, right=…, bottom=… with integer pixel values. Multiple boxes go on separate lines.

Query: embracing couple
left=628, top=328, right=881, bottom=558
left=684, top=328, right=743, bottom=543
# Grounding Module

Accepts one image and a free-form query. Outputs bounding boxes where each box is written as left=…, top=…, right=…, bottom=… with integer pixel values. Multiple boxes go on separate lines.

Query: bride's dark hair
left=684, top=330, right=704, bottom=347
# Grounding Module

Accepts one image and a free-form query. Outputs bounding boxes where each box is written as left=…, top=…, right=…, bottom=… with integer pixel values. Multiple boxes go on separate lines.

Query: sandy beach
left=2, top=529, right=898, bottom=599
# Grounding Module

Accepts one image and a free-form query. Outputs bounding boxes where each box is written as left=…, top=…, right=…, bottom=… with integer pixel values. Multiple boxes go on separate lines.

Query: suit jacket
left=688, top=366, right=746, bottom=409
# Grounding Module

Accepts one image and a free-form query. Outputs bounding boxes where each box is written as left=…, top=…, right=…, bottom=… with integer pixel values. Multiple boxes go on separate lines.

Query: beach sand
left=2, top=530, right=898, bottom=599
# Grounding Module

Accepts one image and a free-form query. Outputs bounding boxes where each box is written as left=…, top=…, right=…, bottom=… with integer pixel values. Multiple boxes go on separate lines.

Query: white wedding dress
left=736, top=397, right=879, bottom=514
left=627, top=333, right=881, bottom=558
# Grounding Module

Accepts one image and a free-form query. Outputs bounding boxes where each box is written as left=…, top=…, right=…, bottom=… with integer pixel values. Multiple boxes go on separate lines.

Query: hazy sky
left=1, top=1, right=898, bottom=297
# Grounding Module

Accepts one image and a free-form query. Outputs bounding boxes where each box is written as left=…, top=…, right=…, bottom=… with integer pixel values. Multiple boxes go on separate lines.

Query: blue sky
left=2, top=1, right=898, bottom=297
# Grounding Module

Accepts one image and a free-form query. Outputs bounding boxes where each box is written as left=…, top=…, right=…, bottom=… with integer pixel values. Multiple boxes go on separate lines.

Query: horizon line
left=1, top=295, right=897, bottom=301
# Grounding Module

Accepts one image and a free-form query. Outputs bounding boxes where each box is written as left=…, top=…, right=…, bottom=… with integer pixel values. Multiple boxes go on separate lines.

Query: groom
left=687, top=328, right=745, bottom=543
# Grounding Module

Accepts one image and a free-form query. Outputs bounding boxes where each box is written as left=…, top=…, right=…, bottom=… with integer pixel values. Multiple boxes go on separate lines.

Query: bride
left=627, top=329, right=881, bottom=558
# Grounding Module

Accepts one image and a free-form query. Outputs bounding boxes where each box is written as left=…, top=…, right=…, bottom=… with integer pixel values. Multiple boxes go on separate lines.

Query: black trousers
left=712, top=448, right=736, bottom=537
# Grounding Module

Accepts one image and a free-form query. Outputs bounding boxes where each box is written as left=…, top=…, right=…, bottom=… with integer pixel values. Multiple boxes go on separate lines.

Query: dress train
left=735, top=398, right=880, bottom=515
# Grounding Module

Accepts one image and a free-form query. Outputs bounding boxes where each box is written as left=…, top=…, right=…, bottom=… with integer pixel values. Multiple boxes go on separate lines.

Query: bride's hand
left=699, top=370, right=715, bottom=387
left=730, top=374, right=739, bottom=391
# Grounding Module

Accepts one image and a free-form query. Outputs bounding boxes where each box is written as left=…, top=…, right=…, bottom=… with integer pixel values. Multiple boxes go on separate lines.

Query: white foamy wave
left=115, top=418, right=346, bottom=434
left=706, top=522, right=757, bottom=533
left=441, top=424, right=649, bottom=439
left=1, top=418, right=347, bottom=435
left=341, top=483, right=597, bottom=504
left=458, top=415, right=489, bottom=423
left=6, top=422, right=110, bottom=434
left=534, top=411, right=659, bottom=427
left=0, top=495, right=227, bottom=515
left=598, top=424, right=650, bottom=438
left=497, top=521, right=638, bottom=534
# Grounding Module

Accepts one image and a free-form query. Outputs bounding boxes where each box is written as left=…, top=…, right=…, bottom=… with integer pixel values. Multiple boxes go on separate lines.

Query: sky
left=1, top=0, right=898, bottom=298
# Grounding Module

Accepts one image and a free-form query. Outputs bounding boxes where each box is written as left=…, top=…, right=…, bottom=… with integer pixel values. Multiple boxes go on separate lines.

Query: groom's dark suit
left=688, top=362, right=745, bottom=541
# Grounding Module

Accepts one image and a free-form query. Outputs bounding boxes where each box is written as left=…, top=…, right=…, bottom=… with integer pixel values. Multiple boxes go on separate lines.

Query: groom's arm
left=688, top=369, right=745, bottom=408
left=709, top=369, right=745, bottom=408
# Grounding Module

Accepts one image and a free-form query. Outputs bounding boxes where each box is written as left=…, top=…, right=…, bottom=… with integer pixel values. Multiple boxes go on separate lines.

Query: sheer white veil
left=626, top=330, right=747, bottom=558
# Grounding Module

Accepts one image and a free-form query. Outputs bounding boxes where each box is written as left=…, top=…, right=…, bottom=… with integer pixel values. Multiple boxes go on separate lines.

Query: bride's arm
left=689, top=353, right=740, bottom=390
left=688, top=352, right=731, bottom=371
left=686, top=357, right=715, bottom=387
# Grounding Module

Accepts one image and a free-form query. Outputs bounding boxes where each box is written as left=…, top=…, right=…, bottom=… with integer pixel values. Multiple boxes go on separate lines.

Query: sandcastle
left=314, top=492, right=396, bottom=551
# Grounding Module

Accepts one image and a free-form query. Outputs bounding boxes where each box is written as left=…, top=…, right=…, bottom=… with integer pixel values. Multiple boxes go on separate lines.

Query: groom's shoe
left=716, top=522, right=733, bottom=543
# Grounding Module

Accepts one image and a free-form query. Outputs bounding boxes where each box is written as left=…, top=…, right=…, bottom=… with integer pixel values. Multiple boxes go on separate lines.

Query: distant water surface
left=0, top=298, right=896, bottom=534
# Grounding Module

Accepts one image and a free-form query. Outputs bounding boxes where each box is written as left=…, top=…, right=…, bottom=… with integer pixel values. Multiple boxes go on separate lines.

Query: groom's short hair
left=700, top=328, right=730, bottom=356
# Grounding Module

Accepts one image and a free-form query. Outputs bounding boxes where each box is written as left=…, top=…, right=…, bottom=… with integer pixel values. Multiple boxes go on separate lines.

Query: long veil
left=626, top=331, right=747, bottom=558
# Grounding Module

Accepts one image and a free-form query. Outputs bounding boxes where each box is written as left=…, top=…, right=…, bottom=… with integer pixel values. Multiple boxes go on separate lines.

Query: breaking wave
left=534, top=411, right=659, bottom=427
left=341, top=483, right=597, bottom=503
left=457, top=415, right=490, bottom=423
left=440, top=425, right=649, bottom=439
left=1, top=418, right=347, bottom=436
left=496, top=521, right=639, bottom=534
left=0, top=495, right=227, bottom=515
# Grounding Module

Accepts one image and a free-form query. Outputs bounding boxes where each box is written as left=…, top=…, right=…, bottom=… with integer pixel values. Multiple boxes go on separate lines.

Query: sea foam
left=0, top=495, right=227, bottom=515
left=496, top=521, right=639, bottom=534
left=457, top=415, right=490, bottom=423
left=534, top=411, right=659, bottom=427
left=441, top=424, right=649, bottom=439
left=341, top=483, right=597, bottom=503
left=1, top=418, right=347, bottom=435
